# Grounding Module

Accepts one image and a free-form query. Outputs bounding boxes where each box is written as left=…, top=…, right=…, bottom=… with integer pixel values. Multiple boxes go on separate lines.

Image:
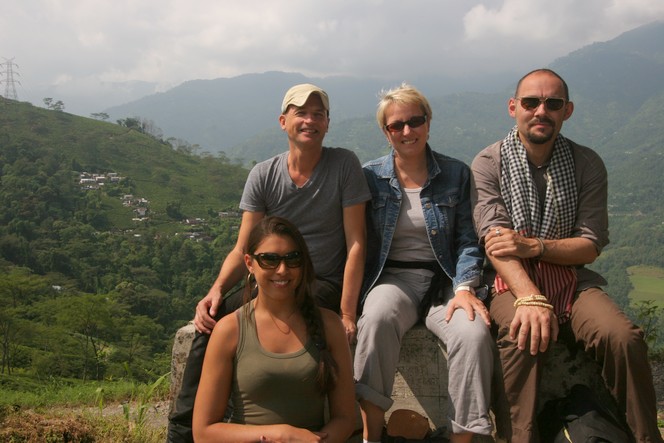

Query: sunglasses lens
left=408, top=116, right=426, bottom=128
left=257, top=254, right=280, bottom=268
left=520, top=97, right=540, bottom=110
left=284, top=252, right=302, bottom=268
left=385, top=121, right=405, bottom=133
left=545, top=98, right=565, bottom=111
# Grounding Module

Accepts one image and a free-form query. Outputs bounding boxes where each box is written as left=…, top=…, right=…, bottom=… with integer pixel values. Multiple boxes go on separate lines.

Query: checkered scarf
left=494, top=126, right=578, bottom=322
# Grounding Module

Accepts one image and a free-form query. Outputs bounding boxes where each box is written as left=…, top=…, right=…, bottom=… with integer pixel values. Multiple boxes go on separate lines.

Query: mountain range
left=104, top=22, right=664, bottom=165
left=103, top=21, right=664, bottom=218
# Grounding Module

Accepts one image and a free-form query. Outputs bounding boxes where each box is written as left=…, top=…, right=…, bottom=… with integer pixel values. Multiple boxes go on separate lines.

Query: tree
left=116, top=117, right=142, bottom=130
left=166, top=200, right=184, bottom=220
left=0, top=268, right=48, bottom=374
left=90, top=112, right=110, bottom=121
left=50, top=294, right=119, bottom=380
left=631, top=299, right=663, bottom=348
left=43, top=97, right=65, bottom=111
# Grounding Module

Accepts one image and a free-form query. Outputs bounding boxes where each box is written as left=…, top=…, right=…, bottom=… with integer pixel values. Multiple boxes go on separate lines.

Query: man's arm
left=471, top=148, right=556, bottom=354
left=487, top=230, right=598, bottom=266
left=484, top=228, right=559, bottom=355
left=339, top=202, right=366, bottom=344
left=194, top=211, right=265, bottom=334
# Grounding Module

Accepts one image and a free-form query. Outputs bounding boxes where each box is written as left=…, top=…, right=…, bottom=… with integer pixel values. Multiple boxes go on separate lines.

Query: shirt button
left=425, top=202, right=432, bottom=209
left=431, top=229, right=437, bottom=235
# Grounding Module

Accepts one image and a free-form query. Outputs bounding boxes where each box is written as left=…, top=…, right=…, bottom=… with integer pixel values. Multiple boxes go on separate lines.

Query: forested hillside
left=0, top=99, right=248, bottom=380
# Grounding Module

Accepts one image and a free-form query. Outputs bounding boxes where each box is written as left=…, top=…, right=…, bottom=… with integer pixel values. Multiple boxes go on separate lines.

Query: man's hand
left=194, top=285, right=222, bottom=334
left=445, top=290, right=491, bottom=327
left=485, top=227, right=539, bottom=260
left=509, top=304, right=558, bottom=355
left=341, top=315, right=357, bottom=345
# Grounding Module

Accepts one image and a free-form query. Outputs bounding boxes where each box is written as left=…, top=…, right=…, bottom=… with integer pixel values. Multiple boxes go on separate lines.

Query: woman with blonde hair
left=355, top=84, right=494, bottom=443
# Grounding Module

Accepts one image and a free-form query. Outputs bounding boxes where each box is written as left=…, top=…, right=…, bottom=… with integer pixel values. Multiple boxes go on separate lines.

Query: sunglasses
left=384, top=115, right=427, bottom=133
left=516, top=96, right=566, bottom=111
left=251, top=251, right=303, bottom=269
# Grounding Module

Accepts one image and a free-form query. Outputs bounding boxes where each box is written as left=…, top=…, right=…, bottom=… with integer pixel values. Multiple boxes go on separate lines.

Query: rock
left=169, top=322, right=617, bottom=438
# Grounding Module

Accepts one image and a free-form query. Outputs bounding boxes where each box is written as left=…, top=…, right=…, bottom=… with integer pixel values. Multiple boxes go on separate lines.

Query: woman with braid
left=193, top=216, right=355, bottom=443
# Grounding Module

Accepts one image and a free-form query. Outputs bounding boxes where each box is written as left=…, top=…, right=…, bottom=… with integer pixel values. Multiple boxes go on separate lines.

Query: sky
left=2, top=0, right=664, bottom=116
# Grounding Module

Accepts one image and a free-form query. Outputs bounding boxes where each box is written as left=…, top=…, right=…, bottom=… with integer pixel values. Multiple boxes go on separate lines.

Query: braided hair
left=244, top=216, right=338, bottom=394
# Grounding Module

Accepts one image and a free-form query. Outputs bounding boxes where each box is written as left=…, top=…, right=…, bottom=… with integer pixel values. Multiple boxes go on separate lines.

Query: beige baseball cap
left=281, top=83, right=330, bottom=114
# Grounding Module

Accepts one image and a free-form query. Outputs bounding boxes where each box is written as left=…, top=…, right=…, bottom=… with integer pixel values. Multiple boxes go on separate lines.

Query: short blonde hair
left=376, top=83, right=432, bottom=129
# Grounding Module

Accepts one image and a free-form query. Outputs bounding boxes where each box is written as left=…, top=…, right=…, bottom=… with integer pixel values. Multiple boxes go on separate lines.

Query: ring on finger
left=495, top=228, right=501, bottom=236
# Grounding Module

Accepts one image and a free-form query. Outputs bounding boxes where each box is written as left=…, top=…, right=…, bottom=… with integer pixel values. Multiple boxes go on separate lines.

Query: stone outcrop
left=169, top=322, right=612, bottom=437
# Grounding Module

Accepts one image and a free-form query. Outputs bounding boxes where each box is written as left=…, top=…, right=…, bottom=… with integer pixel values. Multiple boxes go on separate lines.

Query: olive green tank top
left=229, top=304, right=325, bottom=430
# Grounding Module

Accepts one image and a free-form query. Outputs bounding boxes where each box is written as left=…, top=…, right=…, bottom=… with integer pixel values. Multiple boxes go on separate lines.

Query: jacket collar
left=375, top=144, right=441, bottom=180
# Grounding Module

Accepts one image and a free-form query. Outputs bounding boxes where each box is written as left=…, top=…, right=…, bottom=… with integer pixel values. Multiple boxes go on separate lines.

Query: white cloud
left=2, top=0, right=663, bottom=115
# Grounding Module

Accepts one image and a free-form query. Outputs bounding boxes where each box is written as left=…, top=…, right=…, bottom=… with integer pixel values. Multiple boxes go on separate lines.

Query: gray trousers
left=354, top=268, right=495, bottom=435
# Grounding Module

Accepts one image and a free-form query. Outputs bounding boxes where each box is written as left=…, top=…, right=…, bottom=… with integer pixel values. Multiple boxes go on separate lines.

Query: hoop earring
left=246, top=272, right=256, bottom=290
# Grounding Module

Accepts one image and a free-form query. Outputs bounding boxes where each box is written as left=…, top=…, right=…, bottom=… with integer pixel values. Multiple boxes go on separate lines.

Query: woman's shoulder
left=209, top=307, right=242, bottom=352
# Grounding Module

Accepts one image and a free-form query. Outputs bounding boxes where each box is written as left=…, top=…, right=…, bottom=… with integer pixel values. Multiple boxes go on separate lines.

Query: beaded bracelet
left=514, top=294, right=548, bottom=304
left=516, top=301, right=554, bottom=310
left=514, top=294, right=553, bottom=310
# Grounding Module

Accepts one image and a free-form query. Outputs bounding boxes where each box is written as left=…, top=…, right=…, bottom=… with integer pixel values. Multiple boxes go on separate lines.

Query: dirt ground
left=2, top=361, right=663, bottom=442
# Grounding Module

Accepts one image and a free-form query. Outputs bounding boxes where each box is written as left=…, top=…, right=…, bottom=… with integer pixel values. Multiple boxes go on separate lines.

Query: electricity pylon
left=1, top=58, right=20, bottom=100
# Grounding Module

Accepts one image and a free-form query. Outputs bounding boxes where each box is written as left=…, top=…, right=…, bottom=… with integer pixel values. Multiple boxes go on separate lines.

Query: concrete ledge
left=386, top=325, right=449, bottom=429
left=169, top=321, right=195, bottom=416
left=169, top=321, right=611, bottom=437
left=169, top=322, right=449, bottom=427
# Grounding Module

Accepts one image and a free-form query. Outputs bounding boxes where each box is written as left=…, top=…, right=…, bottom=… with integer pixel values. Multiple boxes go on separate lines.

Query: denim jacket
left=361, top=145, right=483, bottom=305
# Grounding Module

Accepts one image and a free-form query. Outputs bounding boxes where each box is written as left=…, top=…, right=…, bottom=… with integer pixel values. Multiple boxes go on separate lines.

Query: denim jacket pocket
left=432, top=193, right=459, bottom=232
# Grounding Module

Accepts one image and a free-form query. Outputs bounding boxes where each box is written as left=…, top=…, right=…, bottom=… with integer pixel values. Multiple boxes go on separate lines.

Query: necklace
left=268, top=309, right=297, bottom=335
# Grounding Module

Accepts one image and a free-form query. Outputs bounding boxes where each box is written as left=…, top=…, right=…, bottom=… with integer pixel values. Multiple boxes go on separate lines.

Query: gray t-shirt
left=240, top=147, right=371, bottom=285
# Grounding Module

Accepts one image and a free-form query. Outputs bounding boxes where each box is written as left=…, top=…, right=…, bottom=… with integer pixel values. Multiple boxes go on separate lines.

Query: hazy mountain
left=103, top=70, right=516, bottom=160
left=104, top=22, right=664, bottom=170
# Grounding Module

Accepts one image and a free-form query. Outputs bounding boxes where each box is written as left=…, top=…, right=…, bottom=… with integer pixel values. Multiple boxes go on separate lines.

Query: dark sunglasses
left=516, top=96, right=566, bottom=111
left=252, top=251, right=303, bottom=269
left=384, top=115, right=427, bottom=133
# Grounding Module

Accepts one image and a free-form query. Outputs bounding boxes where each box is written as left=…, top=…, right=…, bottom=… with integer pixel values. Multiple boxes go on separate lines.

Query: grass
left=0, top=373, right=141, bottom=408
left=628, top=265, right=664, bottom=308
left=0, top=372, right=170, bottom=443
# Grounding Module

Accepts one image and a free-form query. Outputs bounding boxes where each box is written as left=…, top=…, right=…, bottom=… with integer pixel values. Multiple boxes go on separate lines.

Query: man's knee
left=594, top=319, right=646, bottom=352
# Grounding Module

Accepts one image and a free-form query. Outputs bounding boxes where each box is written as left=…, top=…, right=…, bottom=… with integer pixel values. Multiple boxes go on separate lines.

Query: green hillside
left=0, top=98, right=249, bottom=385
left=1, top=98, right=248, bottom=218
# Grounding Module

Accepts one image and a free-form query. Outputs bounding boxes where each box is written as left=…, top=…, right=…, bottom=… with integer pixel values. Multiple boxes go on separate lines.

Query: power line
left=1, top=57, right=21, bottom=100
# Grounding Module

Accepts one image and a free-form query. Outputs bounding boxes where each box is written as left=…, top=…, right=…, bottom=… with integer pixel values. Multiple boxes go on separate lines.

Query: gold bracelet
left=535, top=237, right=545, bottom=259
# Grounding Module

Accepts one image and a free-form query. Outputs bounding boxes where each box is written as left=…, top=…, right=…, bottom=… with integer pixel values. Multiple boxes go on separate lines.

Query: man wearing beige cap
left=168, top=83, right=370, bottom=443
